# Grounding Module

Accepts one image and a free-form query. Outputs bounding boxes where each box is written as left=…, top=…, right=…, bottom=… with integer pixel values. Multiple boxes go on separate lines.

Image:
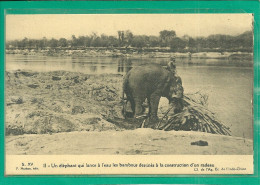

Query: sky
left=6, top=14, right=253, bottom=41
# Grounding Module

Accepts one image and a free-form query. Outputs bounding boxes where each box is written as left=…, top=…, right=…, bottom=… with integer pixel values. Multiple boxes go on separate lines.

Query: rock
left=191, top=140, right=208, bottom=146
left=71, top=76, right=80, bottom=83
left=49, top=116, right=75, bottom=133
left=30, top=116, right=75, bottom=134
left=11, top=96, right=23, bottom=104
left=72, top=106, right=85, bottom=114
left=6, top=125, right=24, bottom=135
left=20, top=71, right=37, bottom=77
left=52, top=76, right=61, bottom=81
left=31, top=98, right=43, bottom=104
left=28, top=84, right=39, bottom=88
left=45, top=84, right=52, bottom=89
left=74, top=78, right=80, bottom=83
left=85, top=117, right=101, bottom=125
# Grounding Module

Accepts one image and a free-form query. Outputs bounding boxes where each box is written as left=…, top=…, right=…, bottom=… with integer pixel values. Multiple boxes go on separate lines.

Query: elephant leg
left=147, top=97, right=151, bottom=117
left=129, top=98, right=135, bottom=117
left=133, top=96, right=145, bottom=117
left=139, top=97, right=152, bottom=128
left=149, top=92, right=161, bottom=125
left=123, top=91, right=135, bottom=118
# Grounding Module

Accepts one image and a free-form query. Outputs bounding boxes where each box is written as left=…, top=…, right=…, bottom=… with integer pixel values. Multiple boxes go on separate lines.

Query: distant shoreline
left=6, top=48, right=253, bottom=59
left=6, top=48, right=253, bottom=67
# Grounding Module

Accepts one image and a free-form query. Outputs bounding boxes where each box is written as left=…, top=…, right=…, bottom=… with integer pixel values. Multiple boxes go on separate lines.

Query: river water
left=5, top=54, right=254, bottom=139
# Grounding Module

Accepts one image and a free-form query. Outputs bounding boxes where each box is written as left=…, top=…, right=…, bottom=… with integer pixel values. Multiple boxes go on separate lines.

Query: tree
left=71, top=35, right=77, bottom=47
left=28, top=39, right=34, bottom=49
left=236, top=31, right=253, bottom=50
left=84, top=36, right=92, bottom=47
left=100, top=34, right=109, bottom=47
left=48, top=38, right=58, bottom=48
left=188, top=37, right=196, bottom=49
left=131, top=35, right=148, bottom=48
left=91, top=36, right=101, bottom=47
left=159, top=30, right=176, bottom=47
left=42, top=37, right=47, bottom=48
left=5, top=29, right=253, bottom=52
left=108, top=36, right=118, bottom=47
left=149, top=36, right=160, bottom=47
left=117, top=31, right=125, bottom=46
left=192, top=37, right=202, bottom=51
left=58, top=38, right=68, bottom=47
left=21, top=37, right=29, bottom=49
left=125, top=30, right=134, bottom=47
left=77, top=36, right=86, bottom=47
left=170, top=37, right=186, bottom=51
left=89, top=32, right=98, bottom=47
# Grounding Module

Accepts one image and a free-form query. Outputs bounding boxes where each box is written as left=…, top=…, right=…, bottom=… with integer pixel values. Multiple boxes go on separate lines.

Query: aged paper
left=5, top=14, right=254, bottom=175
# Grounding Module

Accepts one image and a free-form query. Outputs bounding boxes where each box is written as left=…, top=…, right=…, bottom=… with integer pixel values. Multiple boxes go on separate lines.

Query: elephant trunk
left=174, top=85, right=184, bottom=99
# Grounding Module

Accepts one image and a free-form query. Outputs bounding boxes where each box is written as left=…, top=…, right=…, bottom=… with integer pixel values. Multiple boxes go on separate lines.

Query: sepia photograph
left=4, top=13, right=254, bottom=174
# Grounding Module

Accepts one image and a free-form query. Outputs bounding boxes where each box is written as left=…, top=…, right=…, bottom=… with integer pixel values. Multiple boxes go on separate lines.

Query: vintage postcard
left=5, top=13, right=254, bottom=175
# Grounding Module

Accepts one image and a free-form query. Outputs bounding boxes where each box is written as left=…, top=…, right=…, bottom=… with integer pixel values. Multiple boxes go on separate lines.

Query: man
left=166, top=56, right=184, bottom=114
left=167, top=56, right=177, bottom=74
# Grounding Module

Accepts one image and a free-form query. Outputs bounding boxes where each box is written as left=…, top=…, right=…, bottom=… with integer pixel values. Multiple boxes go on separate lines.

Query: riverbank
left=6, top=70, right=125, bottom=135
left=5, top=70, right=253, bottom=155
left=6, top=48, right=253, bottom=60
left=6, top=129, right=253, bottom=155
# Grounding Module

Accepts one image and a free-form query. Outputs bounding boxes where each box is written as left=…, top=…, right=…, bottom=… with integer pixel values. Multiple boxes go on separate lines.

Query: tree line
left=6, top=30, right=253, bottom=52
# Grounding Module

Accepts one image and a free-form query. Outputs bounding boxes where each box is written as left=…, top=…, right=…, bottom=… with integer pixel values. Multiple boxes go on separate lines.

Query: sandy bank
left=5, top=129, right=253, bottom=155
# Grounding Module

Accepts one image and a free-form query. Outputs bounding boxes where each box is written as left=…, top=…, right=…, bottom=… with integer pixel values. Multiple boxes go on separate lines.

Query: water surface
left=5, top=54, right=254, bottom=139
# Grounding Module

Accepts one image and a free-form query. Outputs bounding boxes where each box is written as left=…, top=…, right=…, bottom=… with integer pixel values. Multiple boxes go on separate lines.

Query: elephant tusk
left=141, top=120, right=146, bottom=128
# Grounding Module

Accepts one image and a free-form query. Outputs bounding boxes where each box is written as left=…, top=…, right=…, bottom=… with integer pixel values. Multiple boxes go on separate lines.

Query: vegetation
left=6, top=30, right=253, bottom=53
left=157, top=93, right=231, bottom=135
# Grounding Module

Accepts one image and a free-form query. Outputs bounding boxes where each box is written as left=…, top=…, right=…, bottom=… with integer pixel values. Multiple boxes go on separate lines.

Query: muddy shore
left=5, top=70, right=253, bottom=155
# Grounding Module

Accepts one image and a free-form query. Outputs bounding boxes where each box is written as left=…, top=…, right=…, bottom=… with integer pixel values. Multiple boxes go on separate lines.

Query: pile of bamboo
left=157, top=93, right=231, bottom=136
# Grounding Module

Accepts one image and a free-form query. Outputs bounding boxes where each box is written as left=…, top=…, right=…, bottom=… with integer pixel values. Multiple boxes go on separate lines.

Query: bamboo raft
left=156, top=92, right=231, bottom=136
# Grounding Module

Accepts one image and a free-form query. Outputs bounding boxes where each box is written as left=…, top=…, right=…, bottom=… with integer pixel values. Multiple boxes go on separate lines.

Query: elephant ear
left=161, top=73, right=172, bottom=96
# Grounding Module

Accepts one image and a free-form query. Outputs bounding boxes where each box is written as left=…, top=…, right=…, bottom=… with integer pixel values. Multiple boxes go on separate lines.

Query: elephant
left=122, top=63, right=184, bottom=126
